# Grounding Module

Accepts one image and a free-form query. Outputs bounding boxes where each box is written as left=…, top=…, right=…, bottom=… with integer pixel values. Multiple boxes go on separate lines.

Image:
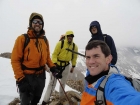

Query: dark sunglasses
left=32, top=20, right=43, bottom=25
left=67, top=34, right=74, bottom=37
left=91, top=25, right=97, bottom=28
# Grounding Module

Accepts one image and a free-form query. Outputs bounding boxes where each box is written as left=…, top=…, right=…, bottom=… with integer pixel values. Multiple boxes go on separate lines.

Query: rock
left=48, top=90, right=81, bottom=105
left=0, top=52, right=11, bottom=59
left=8, top=97, right=20, bottom=105
left=66, top=80, right=84, bottom=93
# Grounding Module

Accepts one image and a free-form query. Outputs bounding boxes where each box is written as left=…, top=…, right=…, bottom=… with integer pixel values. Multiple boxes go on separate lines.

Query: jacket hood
left=29, top=12, right=44, bottom=28
left=89, top=21, right=102, bottom=36
left=65, top=31, right=74, bottom=36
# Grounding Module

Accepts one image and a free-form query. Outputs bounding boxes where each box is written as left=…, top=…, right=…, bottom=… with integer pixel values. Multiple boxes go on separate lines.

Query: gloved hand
left=17, top=77, right=33, bottom=94
left=50, top=66, right=62, bottom=79
left=70, top=67, right=74, bottom=73
left=55, top=73, right=62, bottom=79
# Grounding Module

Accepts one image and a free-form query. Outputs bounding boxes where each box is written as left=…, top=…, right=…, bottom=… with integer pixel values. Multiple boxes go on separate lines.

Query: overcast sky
left=0, top=0, right=140, bottom=53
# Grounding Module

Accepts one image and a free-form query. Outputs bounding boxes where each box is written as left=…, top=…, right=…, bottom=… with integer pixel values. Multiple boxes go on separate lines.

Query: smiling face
left=31, top=19, right=43, bottom=33
left=85, top=46, right=112, bottom=76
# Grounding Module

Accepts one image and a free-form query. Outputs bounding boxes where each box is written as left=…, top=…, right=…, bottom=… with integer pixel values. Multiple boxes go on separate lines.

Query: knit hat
left=29, top=12, right=44, bottom=28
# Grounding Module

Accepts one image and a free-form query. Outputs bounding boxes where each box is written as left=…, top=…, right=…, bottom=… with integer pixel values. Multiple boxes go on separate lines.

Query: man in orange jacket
left=11, top=12, right=59, bottom=105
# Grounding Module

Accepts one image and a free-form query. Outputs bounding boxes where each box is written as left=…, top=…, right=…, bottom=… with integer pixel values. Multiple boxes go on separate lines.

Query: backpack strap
left=43, top=36, right=49, bottom=47
left=125, top=76, right=140, bottom=92
left=21, top=34, right=30, bottom=62
left=103, top=34, right=112, bottom=48
left=61, top=40, right=64, bottom=49
left=23, top=34, right=30, bottom=53
left=72, top=43, right=75, bottom=60
left=103, top=34, right=107, bottom=43
left=95, top=73, right=112, bottom=105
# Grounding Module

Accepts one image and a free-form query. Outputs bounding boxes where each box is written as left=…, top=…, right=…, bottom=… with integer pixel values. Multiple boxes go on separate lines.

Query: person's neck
left=68, top=41, right=72, bottom=44
left=34, top=31, right=41, bottom=37
left=85, top=70, right=109, bottom=84
left=36, top=32, right=40, bottom=36
left=92, top=33, right=97, bottom=35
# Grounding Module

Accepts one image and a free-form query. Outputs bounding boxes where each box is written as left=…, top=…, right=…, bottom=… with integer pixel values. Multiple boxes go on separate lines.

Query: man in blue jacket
left=81, top=40, right=140, bottom=105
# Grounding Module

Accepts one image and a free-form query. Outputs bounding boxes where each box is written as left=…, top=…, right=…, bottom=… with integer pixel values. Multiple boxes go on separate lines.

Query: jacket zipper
left=26, top=48, right=30, bottom=61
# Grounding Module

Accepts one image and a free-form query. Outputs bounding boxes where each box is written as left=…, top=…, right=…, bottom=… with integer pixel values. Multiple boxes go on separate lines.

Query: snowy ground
left=0, top=57, right=78, bottom=105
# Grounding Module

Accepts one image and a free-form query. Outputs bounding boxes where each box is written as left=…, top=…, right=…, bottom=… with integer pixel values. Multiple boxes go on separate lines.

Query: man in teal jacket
left=42, top=30, right=78, bottom=105
left=81, top=40, right=140, bottom=105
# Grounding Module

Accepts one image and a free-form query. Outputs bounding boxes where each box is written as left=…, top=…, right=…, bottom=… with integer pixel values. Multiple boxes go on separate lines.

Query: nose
left=88, top=57, right=96, bottom=64
left=35, top=22, right=40, bottom=25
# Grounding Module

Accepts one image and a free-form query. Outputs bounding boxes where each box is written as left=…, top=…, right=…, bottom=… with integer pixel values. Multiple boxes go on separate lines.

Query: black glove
left=50, top=66, right=59, bottom=73
left=50, top=66, right=62, bottom=79
left=55, top=73, right=62, bottom=79
left=17, top=78, right=33, bottom=94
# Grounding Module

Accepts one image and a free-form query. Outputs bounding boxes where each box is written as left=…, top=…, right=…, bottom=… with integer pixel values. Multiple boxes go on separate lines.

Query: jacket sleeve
left=45, top=40, right=55, bottom=68
left=71, top=44, right=78, bottom=67
left=52, top=41, right=61, bottom=63
left=105, top=74, right=140, bottom=105
left=109, top=36, right=117, bottom=65
left=11, top=35, right=25, bottom=81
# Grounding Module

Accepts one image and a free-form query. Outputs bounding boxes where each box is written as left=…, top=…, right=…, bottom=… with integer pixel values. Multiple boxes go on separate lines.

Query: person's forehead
left=91, top=26, right=97, bottom=29
left=33, top=18, right=42, bottom=21
left=86, top=46, right=102, bottom=55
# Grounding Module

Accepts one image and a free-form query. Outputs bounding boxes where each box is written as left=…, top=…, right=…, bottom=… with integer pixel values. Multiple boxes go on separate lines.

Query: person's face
left=32, top=19, right=43, bottom=33
left=85, top=46, right=112, bottom=76
left=67, top=35, right=74, bottom=43
left=91, top=26, right=97, bottom=34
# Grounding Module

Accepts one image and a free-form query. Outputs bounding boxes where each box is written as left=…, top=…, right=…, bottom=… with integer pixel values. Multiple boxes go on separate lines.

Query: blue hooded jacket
left=81, top=67, right=140, bottom=105
left=88, top=21, right=117, bottom=65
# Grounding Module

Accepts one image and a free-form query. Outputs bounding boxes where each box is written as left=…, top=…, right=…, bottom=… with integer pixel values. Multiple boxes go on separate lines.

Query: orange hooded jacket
left=11, top=29, right=55, bottom=81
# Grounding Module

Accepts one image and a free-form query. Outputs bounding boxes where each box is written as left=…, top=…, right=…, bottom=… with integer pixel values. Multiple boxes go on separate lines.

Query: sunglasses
left=67, top=34, right=74, bottom=37
left=32, top=20, right=43, bottom=25
left=91, top=26, right=97, bottom=28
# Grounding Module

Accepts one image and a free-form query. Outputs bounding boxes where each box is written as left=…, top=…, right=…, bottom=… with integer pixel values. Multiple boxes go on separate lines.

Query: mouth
left=34, top=26, right=41, bottom=31
left=89, top=65, right=97, bottom=69
left=35, top=26, right=40, bottom=29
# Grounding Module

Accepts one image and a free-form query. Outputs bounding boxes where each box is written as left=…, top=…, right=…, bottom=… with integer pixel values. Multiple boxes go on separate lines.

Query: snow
left=0, top=57, right=77, bottom=105
left=1, top=47, right=140, bottom=104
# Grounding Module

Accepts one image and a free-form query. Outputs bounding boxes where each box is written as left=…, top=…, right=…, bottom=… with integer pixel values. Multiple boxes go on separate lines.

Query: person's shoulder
left=16, top=34, right=25, bottom=40
left=55, top=41, right=62, bottom=47
left=103, top=34, right=111, bottom=37
left=109, top=73, right=125, bottom=82
left=103, top=34, right=114, bottom=40
left=73, top=42, right=78, bottom=47
left=88, top=38, right=93, bottom=43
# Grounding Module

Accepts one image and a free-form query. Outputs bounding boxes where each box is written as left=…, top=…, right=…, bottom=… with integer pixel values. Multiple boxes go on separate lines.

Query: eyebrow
left=86, top=54, right=100, bottom=58
left=33, top=19, right=41, bottom=21
left=93, top=54, right=100, bottom=56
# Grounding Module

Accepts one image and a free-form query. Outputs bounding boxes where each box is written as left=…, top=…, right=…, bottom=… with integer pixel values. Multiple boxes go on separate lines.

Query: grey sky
left=0, top=0, right=140, bottom=53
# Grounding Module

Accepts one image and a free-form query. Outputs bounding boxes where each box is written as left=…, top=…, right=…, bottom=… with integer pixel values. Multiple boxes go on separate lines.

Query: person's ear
left=106, top=54, right=112, bottom=65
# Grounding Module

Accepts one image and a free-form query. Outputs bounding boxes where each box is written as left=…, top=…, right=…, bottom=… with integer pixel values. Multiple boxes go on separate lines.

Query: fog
left=0, top=0, right=140, bottom=53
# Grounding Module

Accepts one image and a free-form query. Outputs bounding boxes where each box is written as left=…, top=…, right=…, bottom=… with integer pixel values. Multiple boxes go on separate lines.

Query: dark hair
left=85, top=40, right=111, bottom=57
